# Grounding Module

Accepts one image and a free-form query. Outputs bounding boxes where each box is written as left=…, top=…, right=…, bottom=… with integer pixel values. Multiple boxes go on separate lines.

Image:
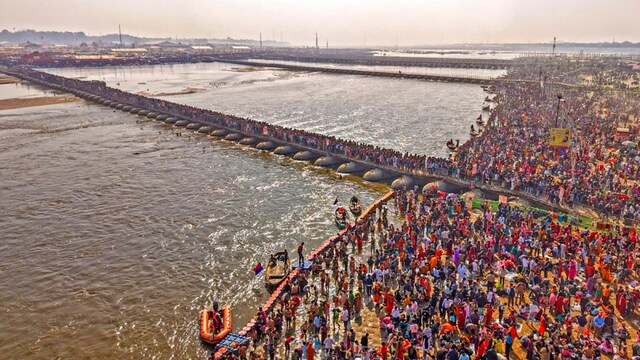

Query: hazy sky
left=2, top=0, right=639, bottom=46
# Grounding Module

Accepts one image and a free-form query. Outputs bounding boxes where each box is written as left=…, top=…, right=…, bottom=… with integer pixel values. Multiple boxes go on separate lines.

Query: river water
left=1, top=63, right=486, bottom=358
left=47, top=62, right=492, bottom=157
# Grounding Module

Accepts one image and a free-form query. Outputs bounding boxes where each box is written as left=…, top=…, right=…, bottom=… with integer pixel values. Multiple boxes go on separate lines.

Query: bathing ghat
left=1, top=65, right=569, bottom=213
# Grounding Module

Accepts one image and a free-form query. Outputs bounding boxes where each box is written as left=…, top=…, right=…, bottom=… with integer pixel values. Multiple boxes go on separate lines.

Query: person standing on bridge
left=297, top=242, right=305, bottom=267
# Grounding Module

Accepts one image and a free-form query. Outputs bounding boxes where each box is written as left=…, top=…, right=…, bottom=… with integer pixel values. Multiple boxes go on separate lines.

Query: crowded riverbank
left=220, top=187, right=640, bottom=360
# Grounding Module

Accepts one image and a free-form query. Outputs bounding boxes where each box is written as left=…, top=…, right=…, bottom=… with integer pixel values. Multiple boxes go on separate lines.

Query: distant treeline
left=0, top=29, right=288, bottom=47
left=0, top=29, right=150, bottom=46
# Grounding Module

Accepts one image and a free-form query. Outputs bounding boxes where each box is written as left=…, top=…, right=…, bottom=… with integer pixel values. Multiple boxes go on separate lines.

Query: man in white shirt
left=324, top=336, right=334, bottom=358
left=521, top=257, right=529, bottom=274
left=457, top=263, right=468, bottom=280
left=374, top=268, right=383, bottom=282
left=341, top=308, right=350, bottom=330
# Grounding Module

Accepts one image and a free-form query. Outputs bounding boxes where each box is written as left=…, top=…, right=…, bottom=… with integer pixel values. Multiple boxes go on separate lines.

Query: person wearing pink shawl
left=568, top=259, right=577, bottom=280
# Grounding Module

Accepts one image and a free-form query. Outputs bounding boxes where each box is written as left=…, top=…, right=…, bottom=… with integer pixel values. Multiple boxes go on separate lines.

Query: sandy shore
left=137, top=87, right=206, bottom=97
left=0, top=95, right=80, bottom=111
left=0, top=75, right=21, bottom=85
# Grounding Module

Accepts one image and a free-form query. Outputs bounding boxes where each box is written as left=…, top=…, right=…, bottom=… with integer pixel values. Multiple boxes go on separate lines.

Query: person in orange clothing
left=379, top=342, right=388, bottom=360
left=385, top=291, right=395, bottom=315
left=306, top=340, right=315, bottom=360
left=430, top=256, right=438, bottom=271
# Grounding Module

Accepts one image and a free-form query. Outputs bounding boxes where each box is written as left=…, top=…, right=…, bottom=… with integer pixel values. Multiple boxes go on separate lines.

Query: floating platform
left=293, top=150, right=321, bottom=161
left=215, top=333, right=250, bottom=355
left=273, top=145, right=298, bottom=155
left=224, top=133, right=243, bottom=142
left=363, top=168, right=395, bottom=182
left=314, top=156, right=343, bottom=167
left=291, top=260, right=314, bottom=271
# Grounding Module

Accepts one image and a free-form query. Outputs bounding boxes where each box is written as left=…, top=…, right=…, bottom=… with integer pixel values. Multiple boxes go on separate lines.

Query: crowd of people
left=215, top=187, right=640, bottom=360
left=452, top=56, right=640, bottom=221
left=10, top=56, right=640, bottom=220
left=8, top=56, right=640, bottom=360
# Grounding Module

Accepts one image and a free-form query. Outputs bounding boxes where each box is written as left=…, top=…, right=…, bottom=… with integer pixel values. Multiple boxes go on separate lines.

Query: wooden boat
left=349, top=196, right=362, bottom=217
left=199, top=306, right=232, bottom=344
left=265, top=251, right=290, bottom=288
left=335, top=207, right=348, bottom=230
left=482, top=104, right=491, bottom=111
left=470, top=129, right=480, bottom=137
left=476, top=118, right=485, bottom=126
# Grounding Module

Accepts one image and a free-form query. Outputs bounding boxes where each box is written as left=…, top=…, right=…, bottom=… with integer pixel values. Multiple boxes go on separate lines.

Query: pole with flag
left=253, top=262, right=263, bottom=275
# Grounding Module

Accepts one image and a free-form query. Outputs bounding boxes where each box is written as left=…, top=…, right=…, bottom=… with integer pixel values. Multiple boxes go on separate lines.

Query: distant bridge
left=227, top=53, right=514, bottom=70
left=209, top=58, right=500, bottom=85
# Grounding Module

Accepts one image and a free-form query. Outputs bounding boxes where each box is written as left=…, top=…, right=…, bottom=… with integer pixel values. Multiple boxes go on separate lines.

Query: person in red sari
left=617, top=288, right=627, bottom=315
left=539, top=315, right=547, bottom=336
left=385, top=292, right=395, bottom=315
left=476, top=338, right=489, bottom=359
left=455, top=304, right=466, bottom=329
left=555, top=294, right=564, bottom=316
left=484, top=304, right=494, bottom=327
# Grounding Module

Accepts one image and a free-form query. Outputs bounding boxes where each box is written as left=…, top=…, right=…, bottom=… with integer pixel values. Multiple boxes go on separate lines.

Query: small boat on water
left=265, top=251, right=290, bottom=288
left=476, top=118, right=485, bottom=126
left=446, top=139, right=459, bottom=152
left=470, top=125, right=481, bottom=137
left=482, top=104, right=491, bottom=111
left=349, top=196, right=362, bottom=217
left=485, top=96, right=493, bottom=102
left=199, top=305, right=232, bottom=344
left=335, top=207, right=348, bottom=230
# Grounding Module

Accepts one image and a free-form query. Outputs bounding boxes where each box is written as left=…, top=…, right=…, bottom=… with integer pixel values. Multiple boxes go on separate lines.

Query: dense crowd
left=216, top=188, right=640, bottom=360
left=10, top=56, right=640, bottom=221
left=453, top=57, right=640, bottom=221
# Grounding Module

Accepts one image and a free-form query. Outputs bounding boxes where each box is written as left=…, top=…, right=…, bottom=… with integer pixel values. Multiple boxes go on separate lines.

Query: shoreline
left=0, top=95, right=80, bottom=111
left=0, top=75, right=21, bottom=85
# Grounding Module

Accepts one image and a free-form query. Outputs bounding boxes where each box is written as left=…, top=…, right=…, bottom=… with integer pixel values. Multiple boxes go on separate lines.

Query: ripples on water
left=1, top=63, right=487, bottom=358
left=47, top=63, right=489, bottom=158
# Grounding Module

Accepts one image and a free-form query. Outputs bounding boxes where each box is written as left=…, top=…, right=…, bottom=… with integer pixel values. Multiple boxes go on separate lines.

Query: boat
left=485, top=96, right=493, bottom=102
left=446, top=139, right=459, bottom=152
left=335, top=207, right=348, bottom=230
left=470, top=129, right=480, bottom=137
left=349, top=196, right=362, bottom=217
left=476, top=118, right=485, bottom=126
left=199, top=306, right=232, bottom=344
left=482, top=104, right=491, bottom=111
left=264, top=251, right=290, bottom=288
